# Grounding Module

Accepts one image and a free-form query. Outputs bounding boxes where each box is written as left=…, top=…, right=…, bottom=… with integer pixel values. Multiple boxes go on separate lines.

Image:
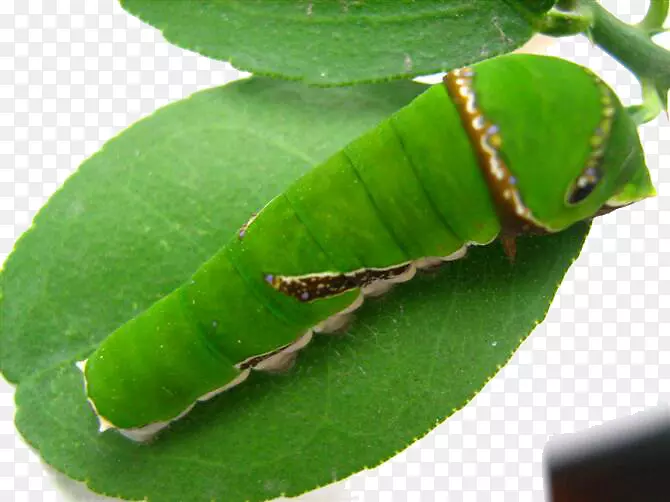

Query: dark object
left=544, top=407, right=670, bottom=501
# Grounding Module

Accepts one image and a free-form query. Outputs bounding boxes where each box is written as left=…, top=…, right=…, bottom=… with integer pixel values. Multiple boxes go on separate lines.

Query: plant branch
left=586, top=1, right=670, bottom=90
left=536, top=0, right=670, bottom=124
left=535, top=7, right=592, bottom=36
left=584, top=0, right=669, bottom=123
left=639, top=0, right=669, bottom=33
left=627, top=79, right=667, bottom=125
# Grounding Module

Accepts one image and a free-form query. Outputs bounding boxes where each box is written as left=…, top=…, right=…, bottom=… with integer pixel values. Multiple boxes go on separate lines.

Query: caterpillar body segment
left=79, top=54, right=655, bottom=441
left=389, top=84, right=501, bottom=245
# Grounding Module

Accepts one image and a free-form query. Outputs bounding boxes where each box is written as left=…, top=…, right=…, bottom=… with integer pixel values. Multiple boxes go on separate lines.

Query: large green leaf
left=119, top=0, right=547, bottom=86
left=1, top=77, right=588, bottom=502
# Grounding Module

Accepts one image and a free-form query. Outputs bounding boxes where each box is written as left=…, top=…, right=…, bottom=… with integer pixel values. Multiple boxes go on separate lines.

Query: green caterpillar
left=78, top=53, right=655, bottom=441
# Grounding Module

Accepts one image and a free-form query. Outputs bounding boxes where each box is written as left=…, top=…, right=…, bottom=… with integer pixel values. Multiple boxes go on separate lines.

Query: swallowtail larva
left=78, top=54, right=656, bottom=442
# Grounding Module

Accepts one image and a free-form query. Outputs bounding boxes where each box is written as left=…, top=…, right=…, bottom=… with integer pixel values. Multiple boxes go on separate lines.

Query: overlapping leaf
left=119, top=0, right=548, bottom=85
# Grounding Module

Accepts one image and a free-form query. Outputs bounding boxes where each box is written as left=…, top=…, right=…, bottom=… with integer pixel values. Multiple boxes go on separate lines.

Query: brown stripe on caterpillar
left=238, top=198, right=276, bottom=239
left=444, top=68, right=553, bottom=239
left=265, top=262, right=414, bottom=302
left=235, top=331, right=313, bottom=371
left=237, top=211, right=258, bottom=239
left=236, top=344, right=289, bottom=371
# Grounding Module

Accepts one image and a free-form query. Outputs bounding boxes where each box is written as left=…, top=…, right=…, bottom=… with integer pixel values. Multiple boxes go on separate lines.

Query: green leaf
left=118, top=0, right=545, bottom=86
left=517, top=0, right=557, bottom=14
left=2, top=77, right=588, bottom=502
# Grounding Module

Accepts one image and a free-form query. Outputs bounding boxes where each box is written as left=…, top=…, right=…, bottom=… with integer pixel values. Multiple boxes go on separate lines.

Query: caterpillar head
left=451, top=53, right=655, bottom=235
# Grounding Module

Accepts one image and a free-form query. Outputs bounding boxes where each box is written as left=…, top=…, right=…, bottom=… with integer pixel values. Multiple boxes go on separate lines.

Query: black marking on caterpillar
left=265, top=262, right=414, bottom=302
left=236, top=343, right=290, bottom=370
left=566, top=75, right=617, bottom=205
left=238, top=211, right=258, bottom=239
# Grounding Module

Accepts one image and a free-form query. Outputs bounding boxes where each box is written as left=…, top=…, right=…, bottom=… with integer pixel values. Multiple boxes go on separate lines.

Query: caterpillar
left=77, top=53, right=655, bottom=442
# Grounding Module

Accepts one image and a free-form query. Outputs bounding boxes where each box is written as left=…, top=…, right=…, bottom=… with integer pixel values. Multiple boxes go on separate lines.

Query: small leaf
left=119, top=0, right=546, bottom=85
left=3, top=77, right=588, bottom=502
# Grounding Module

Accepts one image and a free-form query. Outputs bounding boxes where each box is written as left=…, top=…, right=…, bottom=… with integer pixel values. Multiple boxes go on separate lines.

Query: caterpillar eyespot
left=78, top=53, right=656, bottom=442
left=567, top=169, right=601, bottom=204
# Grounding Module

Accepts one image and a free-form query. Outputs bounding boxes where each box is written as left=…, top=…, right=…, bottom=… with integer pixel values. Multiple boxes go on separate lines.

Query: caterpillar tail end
left=74, top=359, right=164, bottom=442
left=75, top=359, right=115, bottom=433
left=74, top=360, right=255, bottom=443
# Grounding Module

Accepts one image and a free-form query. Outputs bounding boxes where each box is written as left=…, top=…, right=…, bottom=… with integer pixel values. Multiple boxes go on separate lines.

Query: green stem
left=627, top=79, right=666, bottom=125
left=583, top=0, right=670, bottom=122
left=639, top=0, right=669, bottom=32
left=535, top=0, right=669, bottom=122
left=536, top=8, right=592, bottom=36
